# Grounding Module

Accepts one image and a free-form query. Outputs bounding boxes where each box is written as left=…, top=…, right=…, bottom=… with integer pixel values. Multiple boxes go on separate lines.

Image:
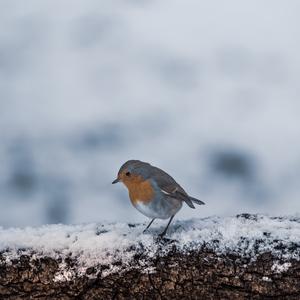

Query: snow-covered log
left=0, top=214, right=300, bottom=299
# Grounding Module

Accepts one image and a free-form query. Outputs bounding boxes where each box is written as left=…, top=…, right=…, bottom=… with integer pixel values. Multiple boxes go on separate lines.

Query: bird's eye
left=125, top=171, right=131, bottom=177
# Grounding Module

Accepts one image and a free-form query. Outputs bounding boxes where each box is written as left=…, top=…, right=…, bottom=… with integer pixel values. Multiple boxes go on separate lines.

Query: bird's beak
left=112, top=178, right=120, bottom=184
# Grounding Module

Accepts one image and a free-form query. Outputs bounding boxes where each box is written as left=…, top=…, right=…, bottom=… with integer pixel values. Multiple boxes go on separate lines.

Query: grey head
left=112, top=160, right=152, bottom=184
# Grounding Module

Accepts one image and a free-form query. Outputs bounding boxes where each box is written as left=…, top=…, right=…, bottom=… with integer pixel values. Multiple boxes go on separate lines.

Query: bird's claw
left=157, top=232, right=167, bottom=240
left=156, top=235, right=177, bottom=244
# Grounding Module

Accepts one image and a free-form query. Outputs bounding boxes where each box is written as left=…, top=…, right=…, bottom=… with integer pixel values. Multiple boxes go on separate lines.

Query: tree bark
left=0, top=247, right=299, bottom=299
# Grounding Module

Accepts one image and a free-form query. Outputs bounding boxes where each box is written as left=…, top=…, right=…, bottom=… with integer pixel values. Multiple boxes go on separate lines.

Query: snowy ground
left=1, top=214, right=299, bottom=279
left=0, top=1, right=300, bottom=227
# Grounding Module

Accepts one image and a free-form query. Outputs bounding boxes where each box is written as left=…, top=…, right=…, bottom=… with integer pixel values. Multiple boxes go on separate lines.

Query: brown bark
left=1, top=246, right=300, bottom=299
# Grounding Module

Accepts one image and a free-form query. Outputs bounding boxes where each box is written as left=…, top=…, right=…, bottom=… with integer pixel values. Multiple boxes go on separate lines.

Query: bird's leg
left=158, top=215, right=174, bottom=238
left=143, top=218, right=155, bottom=233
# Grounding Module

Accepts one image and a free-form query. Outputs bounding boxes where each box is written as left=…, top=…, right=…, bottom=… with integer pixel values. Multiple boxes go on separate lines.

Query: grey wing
left=150, top=167, right=196, bottom=209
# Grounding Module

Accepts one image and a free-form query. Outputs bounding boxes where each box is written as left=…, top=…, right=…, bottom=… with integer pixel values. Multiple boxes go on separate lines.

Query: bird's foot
left=158, top=232, right=166, bottom=239
left=156, top=235, right=177, bottom=244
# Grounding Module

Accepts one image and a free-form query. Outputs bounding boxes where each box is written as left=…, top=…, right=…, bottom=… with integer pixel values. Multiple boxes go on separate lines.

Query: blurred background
left=1, top=0, right=300, bottom=227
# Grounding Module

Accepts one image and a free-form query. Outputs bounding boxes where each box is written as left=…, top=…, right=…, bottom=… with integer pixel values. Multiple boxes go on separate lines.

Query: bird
left=112, top=160, right=204, bottom=238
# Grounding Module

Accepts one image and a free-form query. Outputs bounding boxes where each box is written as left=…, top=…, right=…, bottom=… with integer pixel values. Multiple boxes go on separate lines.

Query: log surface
left=0, top=214, right=300, bottom=299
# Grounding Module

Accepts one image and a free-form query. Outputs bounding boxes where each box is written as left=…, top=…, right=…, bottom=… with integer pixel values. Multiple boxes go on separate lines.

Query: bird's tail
left=189, top=196, right=205, bottom=205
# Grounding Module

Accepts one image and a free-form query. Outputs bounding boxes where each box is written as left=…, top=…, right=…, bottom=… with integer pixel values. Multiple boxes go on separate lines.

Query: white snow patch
left=271, top=262, right=292, bottom=273
left=54, top=267, right=75, bottom=282
left=262, top=276, right=272, bottom=282
left=0, top=215, right=299, bottom=279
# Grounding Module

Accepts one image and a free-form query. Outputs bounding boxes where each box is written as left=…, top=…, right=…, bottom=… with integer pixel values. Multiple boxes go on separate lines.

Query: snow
left=53, top=266, right=74, bottom=283
left=0, top=214, right=299, bottom=279
left=262, top=276, right=272, bottom=282
left=271, top=262, right=292, bottom=273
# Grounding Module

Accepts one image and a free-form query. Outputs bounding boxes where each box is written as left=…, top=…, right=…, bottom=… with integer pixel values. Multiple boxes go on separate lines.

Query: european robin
left=112, top=160, right=204, bottom=238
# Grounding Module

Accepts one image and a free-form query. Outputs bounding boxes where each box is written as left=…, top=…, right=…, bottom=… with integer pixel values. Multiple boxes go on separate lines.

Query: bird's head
left=112, top=160, right=151, bottom=187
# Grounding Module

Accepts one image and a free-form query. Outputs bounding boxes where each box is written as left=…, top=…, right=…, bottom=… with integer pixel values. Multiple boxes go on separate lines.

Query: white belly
left=134, top=201, right=168, bottom=219
left=133, top=198, right=182, bottom=219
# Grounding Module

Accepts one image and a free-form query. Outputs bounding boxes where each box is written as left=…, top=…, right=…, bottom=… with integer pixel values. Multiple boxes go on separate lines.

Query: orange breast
left=123, top=175, right=154, bottom=205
